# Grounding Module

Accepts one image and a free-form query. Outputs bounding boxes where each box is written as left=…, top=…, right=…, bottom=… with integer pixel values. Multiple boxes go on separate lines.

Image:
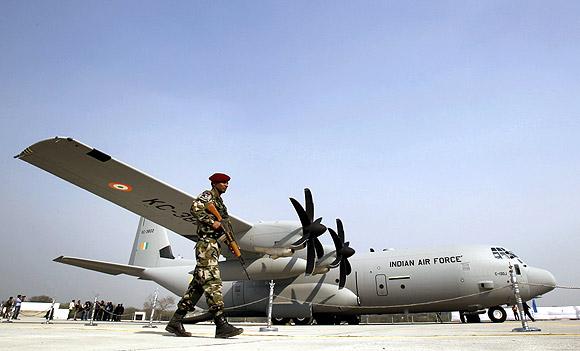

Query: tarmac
left=1, top=318, right=579, bottom=351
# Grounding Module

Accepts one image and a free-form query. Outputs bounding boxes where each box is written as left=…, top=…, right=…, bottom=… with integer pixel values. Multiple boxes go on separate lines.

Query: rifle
left=206, top=202, right=251, bottom=280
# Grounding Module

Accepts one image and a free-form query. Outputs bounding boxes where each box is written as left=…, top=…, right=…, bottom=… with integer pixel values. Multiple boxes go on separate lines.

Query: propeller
left=290, top=188, right=327, bottom=275
left=328, top=219, right=355, bottom=289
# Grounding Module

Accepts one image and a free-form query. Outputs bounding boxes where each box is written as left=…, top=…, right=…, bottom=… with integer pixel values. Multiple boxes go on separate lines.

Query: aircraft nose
left=526, top=267, right=556, bottom=296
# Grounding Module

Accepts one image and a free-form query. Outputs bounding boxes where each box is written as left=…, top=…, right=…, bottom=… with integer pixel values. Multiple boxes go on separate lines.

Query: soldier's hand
left=211, top=221, right=222, bottom=230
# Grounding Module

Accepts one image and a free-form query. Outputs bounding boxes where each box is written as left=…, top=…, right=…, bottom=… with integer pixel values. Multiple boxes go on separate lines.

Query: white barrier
left=451, top=306, right=580, bottom=322
left=15, top=302, right=69, bottom=320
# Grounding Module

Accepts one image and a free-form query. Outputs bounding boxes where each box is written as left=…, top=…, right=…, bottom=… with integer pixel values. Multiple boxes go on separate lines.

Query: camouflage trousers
left=177, top=238, right=224, bottom=317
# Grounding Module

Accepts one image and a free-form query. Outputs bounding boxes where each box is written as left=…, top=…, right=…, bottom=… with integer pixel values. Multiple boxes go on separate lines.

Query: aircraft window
left=400, top=284, right=406, bottom=289
left=505, top=250, right=517, bottom=259
left=514, top=264, right=521, bottom=275
left=491, top=247, right=521, bottom=260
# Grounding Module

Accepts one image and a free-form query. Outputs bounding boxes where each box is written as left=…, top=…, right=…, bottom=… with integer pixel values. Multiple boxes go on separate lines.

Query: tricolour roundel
left=108, top=182, right=133, bottom=192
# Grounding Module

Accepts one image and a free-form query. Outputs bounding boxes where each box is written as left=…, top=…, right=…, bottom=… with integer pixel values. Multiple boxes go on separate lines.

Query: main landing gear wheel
left=345, top=315, right=360, bottom=325
left=292, top=317, right=313, bottom=325
left=314, top=314, right=337, bottom=325
left=465, top=313, right=481, bottom=323
left=487, top=306, right=507, bottom=323
left=272, top=317, right=291, bottom=325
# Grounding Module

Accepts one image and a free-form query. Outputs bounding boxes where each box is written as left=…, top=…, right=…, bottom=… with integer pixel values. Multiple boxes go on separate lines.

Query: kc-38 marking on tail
left=16, top=137, right=556, bottom=324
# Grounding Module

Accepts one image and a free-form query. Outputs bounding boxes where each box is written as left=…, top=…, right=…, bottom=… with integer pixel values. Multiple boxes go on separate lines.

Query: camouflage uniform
left=177, top=188, right=228, bottom=317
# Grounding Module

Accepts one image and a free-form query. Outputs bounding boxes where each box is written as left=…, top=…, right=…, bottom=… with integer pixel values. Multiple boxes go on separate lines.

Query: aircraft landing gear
left=292, top=317, right=313, bottom=325
left=345, top=315, right=360, bottom=325
left=272, top=317, right=291, bottom=325
left=460, top=311, right=482, bottom=323
left=465, top=313, right=481, bottom=323
left=487, top=306, right=507, bottom=323
left=314, top=314, right=337, bottom=325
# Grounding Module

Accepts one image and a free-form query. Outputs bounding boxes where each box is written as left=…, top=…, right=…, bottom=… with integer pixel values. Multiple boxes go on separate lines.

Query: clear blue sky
left=1, top=1, right=579, bottom=307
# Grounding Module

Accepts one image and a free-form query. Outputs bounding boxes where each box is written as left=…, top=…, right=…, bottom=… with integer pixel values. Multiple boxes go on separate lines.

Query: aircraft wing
left=16, top=137, right=253, bottom=241
left=54, top=256, right=146, bottom=277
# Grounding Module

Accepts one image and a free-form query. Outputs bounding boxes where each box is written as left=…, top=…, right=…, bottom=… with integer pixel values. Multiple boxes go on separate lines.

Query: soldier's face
left=214, top=182, right=229, bottom=194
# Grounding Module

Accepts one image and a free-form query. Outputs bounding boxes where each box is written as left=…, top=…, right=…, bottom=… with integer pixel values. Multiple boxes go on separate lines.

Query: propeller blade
left=304, top=188, right=314, bottom=220
left=290, top=197, right=311, bottom=228
left=338, top=260, right=347, bottom=289
left=305, top=242, right=315, bottom=275
left=328, top=228, right=342, bottom=267
left=313, top=238, right=324, bottom=259
left=336, top=219, right=344, bottom=243
left=344, top=259, right=352, bottom=276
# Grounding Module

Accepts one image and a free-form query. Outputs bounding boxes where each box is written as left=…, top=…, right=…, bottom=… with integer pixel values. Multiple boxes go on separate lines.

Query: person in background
left=11, top=295, right=22, bottom=320
left=511, top=305, right=519, bottom=320
left=523, top=301, right=536, bottom=322
left=74, top=299, right=82, bottom=320
left=67, top=300, right=75, bottom=320
left=2, top=297, right=13, bottom=319
left=83, top=301, right=92, bottom=320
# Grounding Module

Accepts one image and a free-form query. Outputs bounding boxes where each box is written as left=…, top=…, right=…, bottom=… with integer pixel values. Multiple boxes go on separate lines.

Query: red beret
left=209, top=173, right=231, bottom=183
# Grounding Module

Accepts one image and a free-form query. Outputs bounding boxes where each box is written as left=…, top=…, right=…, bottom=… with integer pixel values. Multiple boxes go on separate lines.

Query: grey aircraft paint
left=55, top=216, right=556, bottom=322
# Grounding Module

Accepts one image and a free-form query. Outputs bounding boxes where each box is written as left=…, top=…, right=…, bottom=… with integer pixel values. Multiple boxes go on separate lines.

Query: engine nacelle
left=220, top=256, right=307, bottom=280
left=237, top=221, right=303, bottom=252
left=252, top=247, right=295, bottom=258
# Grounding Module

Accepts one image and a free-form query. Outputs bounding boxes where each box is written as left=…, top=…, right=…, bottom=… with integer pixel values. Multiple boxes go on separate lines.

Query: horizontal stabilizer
left=54, top=256, right=146, bottom=277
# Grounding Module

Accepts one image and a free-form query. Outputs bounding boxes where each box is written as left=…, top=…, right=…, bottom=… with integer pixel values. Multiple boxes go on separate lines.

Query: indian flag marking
left=108, top=182, right=133, bottom=192
left=139, top=242, right=149, bottom=250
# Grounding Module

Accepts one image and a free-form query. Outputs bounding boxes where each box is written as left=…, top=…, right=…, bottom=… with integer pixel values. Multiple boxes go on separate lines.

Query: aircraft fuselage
left=142, top=245, right=555, bottom=319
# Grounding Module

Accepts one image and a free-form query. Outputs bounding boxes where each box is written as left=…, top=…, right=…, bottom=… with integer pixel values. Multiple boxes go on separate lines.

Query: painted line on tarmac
left=240, top=333, right=580, bottom=339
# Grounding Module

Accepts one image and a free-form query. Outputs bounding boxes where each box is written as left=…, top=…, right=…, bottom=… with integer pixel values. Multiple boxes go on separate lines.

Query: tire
left=292, top=317, right=313, bottom=325
left=487, top=306, right=507, bottom=323
left=465, top=313, right=481, bottom=323
left=345, top=315, right=360, bottom=325
left=272, top=317, right=291, bottom=325
left=314, top=314, right=337, bottom=325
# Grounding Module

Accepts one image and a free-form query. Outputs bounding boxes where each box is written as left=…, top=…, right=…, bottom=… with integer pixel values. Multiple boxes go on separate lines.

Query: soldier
left=2, top=297, right=14, bottom=319
left=166, top=172, right=243, bottom=338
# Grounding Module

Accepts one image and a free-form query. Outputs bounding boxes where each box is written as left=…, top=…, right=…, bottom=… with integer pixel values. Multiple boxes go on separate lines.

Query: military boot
left=165, top=309, right=191, bottom=337
left=214, top=314, right=243, bottom=338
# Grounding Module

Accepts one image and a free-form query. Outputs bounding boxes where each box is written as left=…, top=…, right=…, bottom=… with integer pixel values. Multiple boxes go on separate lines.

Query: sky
left=1, top=1, right=579, bottom=308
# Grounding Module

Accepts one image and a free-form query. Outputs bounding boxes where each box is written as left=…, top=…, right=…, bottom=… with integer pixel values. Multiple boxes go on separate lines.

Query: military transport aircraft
left=16, top=137, right=556, bottom=324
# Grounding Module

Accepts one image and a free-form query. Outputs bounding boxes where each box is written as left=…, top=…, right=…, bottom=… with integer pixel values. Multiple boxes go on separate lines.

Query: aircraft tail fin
left=128, top=217, right=176, bottom=267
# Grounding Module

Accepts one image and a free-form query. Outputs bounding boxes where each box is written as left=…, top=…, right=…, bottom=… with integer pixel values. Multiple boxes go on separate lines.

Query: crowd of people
left=1, top=295, right=26, bottom=320
left=67, top=299, right=125, bottom=321
left=1, top=295, right=126, bottom=322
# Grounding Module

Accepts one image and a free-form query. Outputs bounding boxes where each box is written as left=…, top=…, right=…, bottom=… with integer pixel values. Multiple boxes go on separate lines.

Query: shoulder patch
left=198, top=190, right=213, bottom=202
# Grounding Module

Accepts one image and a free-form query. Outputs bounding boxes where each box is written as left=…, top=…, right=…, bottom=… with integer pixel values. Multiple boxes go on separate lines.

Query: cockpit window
left=491, top=247, right=522, bottom=261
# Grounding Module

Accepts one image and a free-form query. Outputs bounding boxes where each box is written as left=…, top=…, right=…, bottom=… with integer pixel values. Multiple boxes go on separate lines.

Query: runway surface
left=1, top=319, right=579, bottom=350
